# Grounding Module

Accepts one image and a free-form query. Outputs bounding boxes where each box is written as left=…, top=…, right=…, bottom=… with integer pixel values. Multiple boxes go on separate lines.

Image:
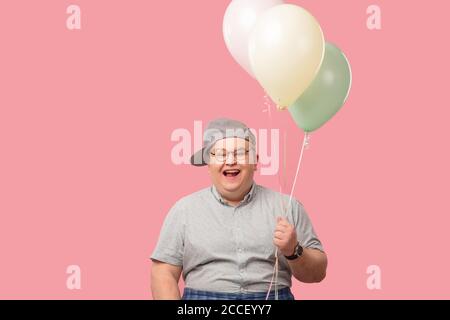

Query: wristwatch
left=284, top=242, right=303, bottom=260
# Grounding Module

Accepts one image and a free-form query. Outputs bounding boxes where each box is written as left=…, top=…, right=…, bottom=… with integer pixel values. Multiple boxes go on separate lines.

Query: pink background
left=1, top=0, right=449, bottom=299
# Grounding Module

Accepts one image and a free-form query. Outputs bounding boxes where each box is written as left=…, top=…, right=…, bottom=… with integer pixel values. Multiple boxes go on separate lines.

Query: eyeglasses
left=210, top=148, right=251, bottom=163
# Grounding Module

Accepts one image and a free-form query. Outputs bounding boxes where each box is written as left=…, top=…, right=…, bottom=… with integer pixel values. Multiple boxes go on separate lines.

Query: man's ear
left=254, top=154, right=259, bottom=171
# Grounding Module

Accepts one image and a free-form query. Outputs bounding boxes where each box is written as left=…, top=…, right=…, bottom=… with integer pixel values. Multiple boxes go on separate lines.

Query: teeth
left=224, top=170, right=240, bottom=173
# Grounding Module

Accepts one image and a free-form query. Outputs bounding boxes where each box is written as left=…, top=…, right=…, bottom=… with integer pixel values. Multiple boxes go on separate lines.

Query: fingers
left=275, top=216, right=294, bottom=243
left=275, top=220, right=293, bottom=233
left=275, top=224, right=288, bottom=233
left=276, top=216, right=291, bottom=227
left=273, top=237, right=287, bottom=246
left=273, top=238, right=282, bottom=247
left=273, top=230, right=284, bottom=240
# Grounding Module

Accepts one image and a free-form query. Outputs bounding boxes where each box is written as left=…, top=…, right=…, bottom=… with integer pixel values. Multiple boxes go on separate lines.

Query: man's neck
left=219, top=183, right=253, bottom=207
left=225, top=200, right=240, bottom=207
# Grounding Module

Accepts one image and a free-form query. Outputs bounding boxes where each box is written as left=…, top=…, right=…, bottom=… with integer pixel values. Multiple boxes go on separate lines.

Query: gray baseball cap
left=190, top=118, right=256, bottom=166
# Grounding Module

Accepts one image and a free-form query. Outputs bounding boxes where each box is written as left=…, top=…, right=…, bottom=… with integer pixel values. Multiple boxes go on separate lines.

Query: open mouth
left=223, top=169, right=241, bottom=177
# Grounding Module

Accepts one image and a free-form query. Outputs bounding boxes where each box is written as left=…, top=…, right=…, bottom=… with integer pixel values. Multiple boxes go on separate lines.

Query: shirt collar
left=211, top=182, right=257, bottom=207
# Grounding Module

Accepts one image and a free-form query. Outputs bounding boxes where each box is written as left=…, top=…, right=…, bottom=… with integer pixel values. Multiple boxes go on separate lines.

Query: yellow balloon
left=249, top=4, right=325, bottom=109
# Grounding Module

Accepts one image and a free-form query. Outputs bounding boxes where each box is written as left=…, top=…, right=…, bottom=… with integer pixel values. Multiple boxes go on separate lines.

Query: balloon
left=248, top=4, right=325, bottom=109
left=288, top=42, right=352, bottom=132
left=223, top=0, right=283, bottom=77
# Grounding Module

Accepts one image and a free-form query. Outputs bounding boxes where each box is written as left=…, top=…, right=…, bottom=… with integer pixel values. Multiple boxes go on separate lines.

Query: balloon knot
left=304, top=133, right=312, bottom=150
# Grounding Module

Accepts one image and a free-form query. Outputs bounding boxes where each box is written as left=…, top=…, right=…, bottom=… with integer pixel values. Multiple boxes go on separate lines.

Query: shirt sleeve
left=290, top=200, right=324, bottom=252
left=150, top=201, right=185, bottom=266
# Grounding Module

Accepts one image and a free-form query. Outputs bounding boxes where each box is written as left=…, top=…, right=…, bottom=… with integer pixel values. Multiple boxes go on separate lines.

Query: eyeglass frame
left=209, top=147, right=256, bottom=163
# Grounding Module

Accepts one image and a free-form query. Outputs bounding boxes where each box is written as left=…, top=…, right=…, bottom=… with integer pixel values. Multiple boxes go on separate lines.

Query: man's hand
left=273, top=216, right=298, bottom=256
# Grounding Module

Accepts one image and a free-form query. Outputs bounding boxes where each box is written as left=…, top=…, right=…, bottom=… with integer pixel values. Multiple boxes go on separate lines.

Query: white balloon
left=223, top=0, right=284, bottom=77
left=249, top=4, right=325, bottom=108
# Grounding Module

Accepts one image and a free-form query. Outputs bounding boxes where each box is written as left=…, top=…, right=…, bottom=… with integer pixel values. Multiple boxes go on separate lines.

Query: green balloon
left=288, top=42, right=352, bottom=132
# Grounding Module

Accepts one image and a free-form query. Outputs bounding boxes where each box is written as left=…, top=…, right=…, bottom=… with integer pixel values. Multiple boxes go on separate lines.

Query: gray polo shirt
left=150, top=183, right=324, bottom=293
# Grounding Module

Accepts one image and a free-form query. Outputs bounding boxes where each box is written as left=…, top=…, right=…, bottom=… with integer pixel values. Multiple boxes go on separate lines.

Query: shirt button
left=238, top=248, right=242, bottom=253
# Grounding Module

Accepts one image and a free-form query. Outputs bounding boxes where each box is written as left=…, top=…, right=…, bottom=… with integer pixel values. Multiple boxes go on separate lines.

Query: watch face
left=296, top=244, right=303, bottom=256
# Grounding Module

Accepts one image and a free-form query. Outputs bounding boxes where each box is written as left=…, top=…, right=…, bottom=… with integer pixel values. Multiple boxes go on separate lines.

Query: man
left=151, top=118, right=327, bottom=300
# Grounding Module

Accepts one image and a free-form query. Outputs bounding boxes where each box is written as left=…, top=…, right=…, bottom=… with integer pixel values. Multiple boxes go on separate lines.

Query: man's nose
left=225, top=152, right=236, bottom=165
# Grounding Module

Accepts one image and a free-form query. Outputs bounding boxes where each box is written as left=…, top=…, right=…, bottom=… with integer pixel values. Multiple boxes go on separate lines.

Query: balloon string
left=283, top=130, right=287, bottom=192
left=264, top=92, right=278, bottom=300
left=266, top=131, right=311, bottom=300
left=265, top=251, right=278, bottom=300
left=263, top=92, right=273, bottom=129
left=286, top=132, right=310, bottom=215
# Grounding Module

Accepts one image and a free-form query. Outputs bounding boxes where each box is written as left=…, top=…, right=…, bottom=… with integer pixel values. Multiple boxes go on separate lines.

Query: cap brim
left=190, top=147, right=208, bottom=166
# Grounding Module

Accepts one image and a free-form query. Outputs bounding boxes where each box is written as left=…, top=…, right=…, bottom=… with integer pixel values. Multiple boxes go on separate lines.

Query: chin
left=222, top=183, right=242, bottom=193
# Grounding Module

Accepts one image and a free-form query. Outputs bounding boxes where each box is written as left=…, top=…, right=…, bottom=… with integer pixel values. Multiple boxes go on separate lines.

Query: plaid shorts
left=182, top=287, right=295, bottom=300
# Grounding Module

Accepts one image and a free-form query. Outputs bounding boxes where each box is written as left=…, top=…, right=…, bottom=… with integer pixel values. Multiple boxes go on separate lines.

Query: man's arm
left=274, top=216, right=327, bottom=283
left=151, top=260, right=183, bottom=300
left=287, top=248, right=327, bottom=283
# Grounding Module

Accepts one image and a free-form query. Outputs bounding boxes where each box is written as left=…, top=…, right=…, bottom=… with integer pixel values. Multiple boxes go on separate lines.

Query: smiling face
left=207, top=137, right=258, bottom=206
